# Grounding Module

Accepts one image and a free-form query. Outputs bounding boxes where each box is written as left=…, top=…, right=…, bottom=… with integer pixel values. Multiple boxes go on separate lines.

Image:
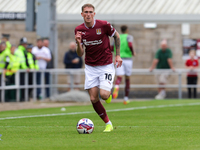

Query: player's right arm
left=75, top=31, right=84, bottom=57
left=113, top=31, right=122, bottom=68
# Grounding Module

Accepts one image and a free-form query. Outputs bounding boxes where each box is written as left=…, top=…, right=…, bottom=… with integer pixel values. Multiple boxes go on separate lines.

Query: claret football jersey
left=75, top=20, right=116, bottom=66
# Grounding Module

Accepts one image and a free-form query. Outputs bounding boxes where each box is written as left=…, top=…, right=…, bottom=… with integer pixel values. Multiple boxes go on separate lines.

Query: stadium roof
left=1, top=0, right=200, bottom=23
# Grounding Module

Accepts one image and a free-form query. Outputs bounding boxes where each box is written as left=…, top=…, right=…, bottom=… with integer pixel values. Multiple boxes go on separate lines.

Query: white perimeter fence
left=0, top=68, right=200, bottom=102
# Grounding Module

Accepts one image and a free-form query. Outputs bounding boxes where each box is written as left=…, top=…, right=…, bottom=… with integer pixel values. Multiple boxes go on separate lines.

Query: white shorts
left=116, top=59, right=133, bottom=76
left=155, top=73, right=170, bottom=84
left=85, top=63, right=115, bottom=91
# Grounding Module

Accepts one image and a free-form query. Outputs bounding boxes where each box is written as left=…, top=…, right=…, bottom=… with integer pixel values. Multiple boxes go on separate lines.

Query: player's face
left=81, top=7, right=95, bottom=25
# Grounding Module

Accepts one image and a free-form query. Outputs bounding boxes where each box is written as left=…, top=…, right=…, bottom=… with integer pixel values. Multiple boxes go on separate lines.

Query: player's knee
left=125, top=76, right=130, bottom=80
left=90, top=96, right=99, bottom=103
left=100, top=93, right=110, bottom=100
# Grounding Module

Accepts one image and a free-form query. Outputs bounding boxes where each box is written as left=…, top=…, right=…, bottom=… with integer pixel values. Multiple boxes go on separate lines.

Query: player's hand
left=114, top=55, right=122, bottom=68
left=75, top=31, right=82, bottom=44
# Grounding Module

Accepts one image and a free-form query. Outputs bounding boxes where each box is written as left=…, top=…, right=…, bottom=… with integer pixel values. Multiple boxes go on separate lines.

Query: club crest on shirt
left=96, top=28, right=101, bottom=35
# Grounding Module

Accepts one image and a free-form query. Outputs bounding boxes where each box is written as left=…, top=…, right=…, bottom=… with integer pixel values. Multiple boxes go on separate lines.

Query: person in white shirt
left=32, top=38, right=51, bottom=99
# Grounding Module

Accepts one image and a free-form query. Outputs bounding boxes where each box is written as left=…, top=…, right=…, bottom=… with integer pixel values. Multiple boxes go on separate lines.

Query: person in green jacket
left=0, top=42, right=9, bottom=70
left=3, top=45, right=20, bottom=101
left=1, top=34, right=11, bottom=54
left=15, top=37, right=29, bottom=101
left=0, top=41, right=10, bottom=102
left=112, top=25, right=136, bottom=104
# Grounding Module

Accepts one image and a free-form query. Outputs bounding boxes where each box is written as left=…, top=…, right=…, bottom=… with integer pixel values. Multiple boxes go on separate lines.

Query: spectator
left=32, top=38, right=51, bottom=99
left=1, top=34, right=11, bottom=51
left=15, top=37, right=29, bottom=101
left=185, top=50, right=198, bottom=98
left=3, top=45, right=20, bottom=102
left=63, top=42, right=83, bottom=90
left=112, top=25, right=136, bottom=104
left=0, top=42, right=10, bottom=102
left=43, top=38, right=53, bottom=98
left=149, top=40, right=175, bottom=99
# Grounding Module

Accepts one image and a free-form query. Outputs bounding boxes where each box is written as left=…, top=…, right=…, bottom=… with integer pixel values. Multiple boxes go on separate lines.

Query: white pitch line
left=0, top=126, right=182, bottom=128
left=0, top=102, right=200, bottom=121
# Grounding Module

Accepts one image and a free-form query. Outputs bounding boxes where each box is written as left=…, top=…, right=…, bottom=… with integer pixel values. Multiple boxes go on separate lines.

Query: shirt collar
left=84, top=19, right=96, bottom=29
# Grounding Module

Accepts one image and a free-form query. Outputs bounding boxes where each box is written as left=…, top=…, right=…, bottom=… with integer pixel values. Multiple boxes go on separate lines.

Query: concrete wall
left=1, top=21, right=200, bottom=91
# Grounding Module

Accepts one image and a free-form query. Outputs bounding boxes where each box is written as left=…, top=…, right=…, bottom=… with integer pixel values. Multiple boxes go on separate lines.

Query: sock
left=124, top=96, right=128, bottom=101
left=115, top=76, right=122, bottom=85
left=106, top=120, right=112, bottom=125
left=92, top=100, right=109, bottom=123
left=125, top=78, right=130, bottom=97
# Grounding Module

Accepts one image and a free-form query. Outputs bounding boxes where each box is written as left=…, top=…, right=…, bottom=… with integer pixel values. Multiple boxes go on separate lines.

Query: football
left=77, top=118, right=94, bottom=134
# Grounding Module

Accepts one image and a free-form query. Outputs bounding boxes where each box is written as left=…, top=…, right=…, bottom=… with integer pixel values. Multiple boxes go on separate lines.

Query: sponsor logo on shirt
left=83, top=39, right=102, bottom=46
left=96, top=28, right=101, bottom=35
left=82, top=32, right=86, bottom=35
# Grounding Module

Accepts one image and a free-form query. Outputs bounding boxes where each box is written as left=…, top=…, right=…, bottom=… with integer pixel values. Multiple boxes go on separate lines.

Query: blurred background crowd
left=1, top=0, right=200, bottom=102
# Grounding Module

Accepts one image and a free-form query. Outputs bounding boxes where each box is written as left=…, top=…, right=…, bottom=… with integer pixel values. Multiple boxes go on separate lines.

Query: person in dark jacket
left=64, top=42, right=82, bottom=68
left=63, top=42, right=83, bottom=90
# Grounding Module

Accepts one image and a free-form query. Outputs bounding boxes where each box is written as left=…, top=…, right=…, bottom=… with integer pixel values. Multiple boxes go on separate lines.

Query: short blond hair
left=82, top=4, right=95, bottom=12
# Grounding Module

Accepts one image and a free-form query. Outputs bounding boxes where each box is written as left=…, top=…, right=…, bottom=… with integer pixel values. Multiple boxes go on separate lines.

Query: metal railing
left=0, top=68, right=199, bottom=102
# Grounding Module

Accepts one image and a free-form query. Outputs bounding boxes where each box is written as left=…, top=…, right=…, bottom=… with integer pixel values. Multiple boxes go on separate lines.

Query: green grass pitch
left=0, top=100, right=200, bottom=150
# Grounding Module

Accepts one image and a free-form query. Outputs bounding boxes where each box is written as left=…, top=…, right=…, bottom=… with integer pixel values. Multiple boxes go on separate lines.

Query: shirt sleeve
left=196, top=60, right=199, bottom=66
left=31, top=47, right=36, bottom=55
left=168, top=49, right=172, bottom=58
left=45, top=48, right=52, bottom=59
left=24, top=51, right=29, bottom=67
left=63, top=52, right=70, bottom=65
left=4, top=56, right=10, bottom=69
left=105, top=21, right=116, bottom=37
left=185, top=60, right=189, bottom=66
left=155, top=50, right=159, bottom=59
left=127, top=35, right=133, bottom=43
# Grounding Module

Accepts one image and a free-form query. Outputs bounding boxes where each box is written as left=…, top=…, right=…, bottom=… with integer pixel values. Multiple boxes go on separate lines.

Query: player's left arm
left=113, top=31, right=122, bottom=68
